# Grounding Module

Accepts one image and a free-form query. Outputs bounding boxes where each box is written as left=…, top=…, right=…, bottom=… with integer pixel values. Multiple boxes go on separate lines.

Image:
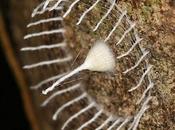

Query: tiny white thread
left=129, top=96, right=152, bottom=130
left=71, top=49, right=82, bottom=67
left=27, top=17, right=63, bottom=28
left=41, top=83, right=81, bottom=107
left=107, top=118, right=122, bottom=130
left=77, top=0, right=101, bottom=25
left=77, top=109, right=103, bottom=130
left=49, top=0, right=68, bottom=11
left=105, top=10, right=127, bottom=42
left=93, top=0, right=116, bottom=31
left=95, top=115, right=113, bottom=130
left=43, top=0, right=67, bottom=10
left=43, top=0, right=52, bottom=9
left=61, top=102, right=95, bottom=130
left=21, top=43, right=66, bottom=51
left=137, top=82, right=154, bottom=104
left=32, top=2, right=45, bottom=17
left=52, top=92, right=87, bottom=120
left=32, top=1, right=63, bottom=17
left=30, top=73, right=66, bottom=90
left=129, top=65, right=153, bottom=92
left=42, top=64, right=86, bottom=95
left=117, top=38, right=143, bottom=59
left=123, top=50, right=149, bottom=74
left=116, top=117, right=131, bottom=130
left=23, top=55, right=72, bottom=69
left=132, top=106, right=149, bottom=130
left=36, top=6, right=63, bottom=16
left=63, top=0, right=80, bottom=18
left=24, top=29, right=65, bottom=39
left=116, top=22, right=136, bottom=46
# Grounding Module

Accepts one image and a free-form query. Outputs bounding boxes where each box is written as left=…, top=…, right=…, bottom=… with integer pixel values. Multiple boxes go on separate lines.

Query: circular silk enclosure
left=22, top=0, right=154, bottom=130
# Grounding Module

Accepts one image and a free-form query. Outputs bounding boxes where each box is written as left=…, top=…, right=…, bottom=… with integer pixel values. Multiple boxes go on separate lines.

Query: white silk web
left=22, top=0, right=154, bottom=129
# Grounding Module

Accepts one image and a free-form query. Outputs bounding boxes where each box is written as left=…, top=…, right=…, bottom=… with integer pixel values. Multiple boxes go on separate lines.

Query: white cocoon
left=83, top=40, right=115, bottom=72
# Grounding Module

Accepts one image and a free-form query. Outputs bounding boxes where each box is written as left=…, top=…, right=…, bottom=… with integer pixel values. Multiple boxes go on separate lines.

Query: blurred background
left=0, top=0, right=30, bottom=130
left=0, top=43, right=30, bottom=130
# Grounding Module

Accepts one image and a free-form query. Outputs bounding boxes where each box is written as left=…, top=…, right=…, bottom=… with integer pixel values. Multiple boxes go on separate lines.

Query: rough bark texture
left=1, top=0, right=175, bottom=130
left=120, top=0, right=175, bottom=129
